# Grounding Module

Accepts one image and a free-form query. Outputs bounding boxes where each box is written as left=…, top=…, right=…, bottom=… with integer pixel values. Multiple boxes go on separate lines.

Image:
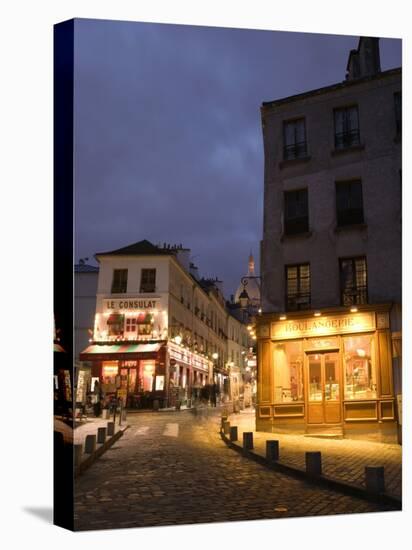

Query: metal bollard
left=84, top=434, right=96, bottom=454
left=223, top=421, right=231, bottom=434
left=365, top=466, right=385, bottom=494
left=74, top=444, right=83, bottom=467
left=221, top=415, right=228, bottom=428
left=121, top=408, right=127, bottom=422
left=97, top=427, right=107, bottom=444
left=266, top=440, right=280, bottom=462
left=243, top=432, right=254, bottom=451
left=107, top=421, right=115, bottom=436
left=305, top=451, right=322, bottom=476
left=230, top=426, right=238, bottom=441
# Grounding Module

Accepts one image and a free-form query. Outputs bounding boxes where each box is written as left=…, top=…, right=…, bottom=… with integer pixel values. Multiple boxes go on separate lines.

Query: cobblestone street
left=73, top=410, right=398, bottom=530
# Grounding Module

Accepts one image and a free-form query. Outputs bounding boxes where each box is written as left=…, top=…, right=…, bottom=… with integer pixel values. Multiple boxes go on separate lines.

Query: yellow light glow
left=350, top=307, right=358, bottom=313
left=314, top=312, right=321, bottom=317
left=279, top=315, right=286, bottom=321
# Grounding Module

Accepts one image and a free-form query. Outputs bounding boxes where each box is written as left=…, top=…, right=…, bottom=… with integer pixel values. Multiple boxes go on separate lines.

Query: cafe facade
left=256, top=304, right=398, bottom=442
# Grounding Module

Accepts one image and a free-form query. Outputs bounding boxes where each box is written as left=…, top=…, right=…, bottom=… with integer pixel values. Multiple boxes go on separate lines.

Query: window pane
left=324, top=354, right=340, bottom=401
left=308, top=355, right=322, bottom=402
left=343, top=335, right=376, bottom=399
left=274, top=341, right=304, bottom=402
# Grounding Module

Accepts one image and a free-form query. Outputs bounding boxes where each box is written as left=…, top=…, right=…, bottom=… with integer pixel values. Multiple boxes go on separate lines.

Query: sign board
left=104, top=298, right=158, bottom=311
left=271, top=312, right=376, bottom=341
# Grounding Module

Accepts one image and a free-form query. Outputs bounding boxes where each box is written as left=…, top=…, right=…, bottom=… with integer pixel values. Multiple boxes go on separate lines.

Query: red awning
left=107, top=314, right=124, bottom=324
left=79, top=342, right=163, bottom=361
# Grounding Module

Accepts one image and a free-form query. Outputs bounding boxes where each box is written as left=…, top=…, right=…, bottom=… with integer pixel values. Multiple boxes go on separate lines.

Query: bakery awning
left=79, top=342, right=163, bottom=360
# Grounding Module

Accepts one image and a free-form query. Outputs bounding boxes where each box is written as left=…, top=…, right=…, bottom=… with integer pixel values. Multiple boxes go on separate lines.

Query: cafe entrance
left=306, top=351, right=342, bottom=425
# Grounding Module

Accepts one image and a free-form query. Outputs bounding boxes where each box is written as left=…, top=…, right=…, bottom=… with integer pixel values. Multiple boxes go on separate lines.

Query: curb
left=220, top=429, right=401, bottom=510
left=75, top=425, right=129, bottom=477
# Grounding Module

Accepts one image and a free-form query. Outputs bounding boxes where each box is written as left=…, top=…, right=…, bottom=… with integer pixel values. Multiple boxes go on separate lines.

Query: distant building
left=257, top=37, right=401, bottom=442
left=80, top=240, right=249, bottom=408
left=73, top=261, right=99, bottom=406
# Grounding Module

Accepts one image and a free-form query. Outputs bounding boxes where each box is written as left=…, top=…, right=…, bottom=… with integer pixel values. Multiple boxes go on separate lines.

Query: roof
left=74, top=263, right=99, bottom=273
left=261, top=67, right=401, bottom=111
left=96, top=239, right=176, bottom=257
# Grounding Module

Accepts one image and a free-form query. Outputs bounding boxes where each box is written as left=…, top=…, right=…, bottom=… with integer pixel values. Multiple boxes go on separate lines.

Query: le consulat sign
left=105, top=299, right=158, bottom=311
left=270, top=312, right=376, bottom=340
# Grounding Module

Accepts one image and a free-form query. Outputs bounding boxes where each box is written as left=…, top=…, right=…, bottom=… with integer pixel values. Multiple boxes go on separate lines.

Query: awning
left=107, top=313, right=125, bottom=324
left=79, top=342, right=163, bottom=360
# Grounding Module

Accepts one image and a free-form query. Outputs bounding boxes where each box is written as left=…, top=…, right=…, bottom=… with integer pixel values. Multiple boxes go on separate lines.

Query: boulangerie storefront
left=256, top=304, right=399, bottom=442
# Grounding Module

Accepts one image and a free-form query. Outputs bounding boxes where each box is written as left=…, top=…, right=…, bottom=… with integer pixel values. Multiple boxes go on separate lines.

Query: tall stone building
left=257, top=37, right=401, bottom=442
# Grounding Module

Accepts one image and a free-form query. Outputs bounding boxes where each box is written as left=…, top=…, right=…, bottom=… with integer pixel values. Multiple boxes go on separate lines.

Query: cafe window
left=335, top=180, right=364, bottom=226
left=125, top=317, right=138, bottom=333
left=274, top=341, right=304, bottom=403
left=284, top=189, right=309, bottom=235
left=334, top=105, right=360, bottom=149
left=102, top=362, right=118, bottom=385
left=283, top=118, right=307, bottom=160
left=339, top=257, right=368, bottom=306
left=140, top=269, right=156, bottom=293
left=343, top=335, right=376, bottom=400
left=141, top=360, right=155, bottom=392
left=111, top=269, right=128, bottom=293
left=285, top=263, right=311, bottom=311
left=107, top=313, right=124, bottom=336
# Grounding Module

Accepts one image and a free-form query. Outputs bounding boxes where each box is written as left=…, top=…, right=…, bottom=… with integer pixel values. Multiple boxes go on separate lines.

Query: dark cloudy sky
left=74, top=19, right=401, bottom=296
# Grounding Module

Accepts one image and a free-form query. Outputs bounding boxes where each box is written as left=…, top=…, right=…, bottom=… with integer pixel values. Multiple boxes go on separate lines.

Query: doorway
left=306, top=351, right=341, bottom=424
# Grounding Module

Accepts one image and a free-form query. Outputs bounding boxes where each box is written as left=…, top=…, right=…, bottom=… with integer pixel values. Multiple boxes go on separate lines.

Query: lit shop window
left=343, top=335, right=376, bottom=400
left=107, top=314, right=124, bottom=336
left=102, top=362, right=118, bottom=385
left=274, top=341, right=304, bottom=403
left=125, top=314, right=153, bottom=337
left=141, top=360, right=155, bottom=392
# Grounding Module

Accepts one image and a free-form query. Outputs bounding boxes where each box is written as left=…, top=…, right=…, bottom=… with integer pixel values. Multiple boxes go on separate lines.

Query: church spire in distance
left=248, top=250, right=255, bottom=276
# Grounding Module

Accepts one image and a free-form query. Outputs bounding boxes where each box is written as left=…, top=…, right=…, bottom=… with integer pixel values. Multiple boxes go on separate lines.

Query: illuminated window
left=140, top=269, right=156, bottom=293
left=107, top=313, right=124, bottom=336
left=339, top=257, right=368, bottom=306
left=343, top=335, right=376, bottom=399
left=283, top=118, right=307, bottom=160
left=334, top=105, right=360, bottom=149
left=285, top=264, right=310, bottom=311
left=102, top=362, right=118, bottom=385
left=274, top=341, right=304, bottom=403
left=111, top=269, right=128, bottom=293
left=141, top=360, right=155, bottom=392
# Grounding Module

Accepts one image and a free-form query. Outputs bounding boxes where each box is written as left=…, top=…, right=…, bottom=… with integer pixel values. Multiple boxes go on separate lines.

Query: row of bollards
left=222, top=420, right=386, bottom=495
left=74, top=421, right=117, bottom=468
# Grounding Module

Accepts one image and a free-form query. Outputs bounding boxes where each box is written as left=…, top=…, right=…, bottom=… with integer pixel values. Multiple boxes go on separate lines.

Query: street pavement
left=74, top=409, right=398, bottom=530
left=227, top=410, right=402, bottom=499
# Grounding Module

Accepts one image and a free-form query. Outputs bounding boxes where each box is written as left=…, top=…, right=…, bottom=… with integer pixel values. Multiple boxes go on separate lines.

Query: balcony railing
left=283, top=141, right=307, bottom=160
left=334, top=129, right=360, bottom=150
left=286, top=293, right=311, bottom=311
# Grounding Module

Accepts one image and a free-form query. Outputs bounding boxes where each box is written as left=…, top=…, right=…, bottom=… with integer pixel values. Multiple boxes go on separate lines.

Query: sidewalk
left=54, top=415, right=126, bottom=446
left=227, top=409, right=402, bottom=499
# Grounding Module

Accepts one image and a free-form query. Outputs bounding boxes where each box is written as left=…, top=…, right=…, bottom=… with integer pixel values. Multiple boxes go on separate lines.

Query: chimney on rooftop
left=346, top=37, right=381, bottom=81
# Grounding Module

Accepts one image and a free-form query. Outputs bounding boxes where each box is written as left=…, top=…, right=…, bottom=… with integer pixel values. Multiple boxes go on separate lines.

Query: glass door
left=307, top=352, right=341, bottom=424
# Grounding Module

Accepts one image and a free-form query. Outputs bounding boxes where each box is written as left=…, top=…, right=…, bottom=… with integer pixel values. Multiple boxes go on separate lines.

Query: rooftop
left=74, top=263, right=99, bottom=273
left=95, top=239, right=185, bottom=257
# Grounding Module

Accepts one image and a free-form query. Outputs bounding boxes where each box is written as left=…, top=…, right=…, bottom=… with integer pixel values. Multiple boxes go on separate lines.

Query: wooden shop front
left=256, top=305, right=397, bottom=442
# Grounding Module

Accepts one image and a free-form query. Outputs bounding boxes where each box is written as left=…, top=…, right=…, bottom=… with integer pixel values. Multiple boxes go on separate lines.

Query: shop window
left=274, top=341, right=304, bottom=402
left=339, top=257, right=368, bottom=306
left=285, top=263, right=310, bottom=311
left=283, top=118, right=307, bottom=160
left=141, top=360, right=155, bottom=392
left=140, top=269, right=156, bottom=293
left=335, top=180, right=364, bottom=226
left=111, top=269, right=128, bottom=293
left=102, top=361, right=119, bottom=389
left=343, top=335, right=377, bottom=400
left=284, top=189, right=309, bottom=235
left=107, top=313, right=124, bottom=336
left=334, top=105, right=360, bottom=149
left=125, top=317, right=138, bottom=333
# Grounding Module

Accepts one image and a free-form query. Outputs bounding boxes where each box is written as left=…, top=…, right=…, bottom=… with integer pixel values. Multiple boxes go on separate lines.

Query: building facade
left=257, top=37, right=401, bottom=442
left=80, top=240, right=249, bottom=408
